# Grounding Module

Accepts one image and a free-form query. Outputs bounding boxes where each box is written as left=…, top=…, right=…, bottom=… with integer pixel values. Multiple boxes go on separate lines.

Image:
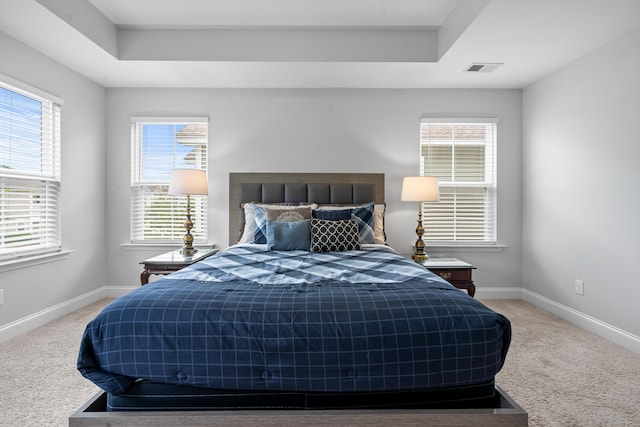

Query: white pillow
left=238, top=203, right=257, bottom=244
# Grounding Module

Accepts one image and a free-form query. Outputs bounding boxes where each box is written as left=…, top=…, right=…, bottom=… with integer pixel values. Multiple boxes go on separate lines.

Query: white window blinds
left=420, top=117, right=497, bottom=244
left=0, top=78, right=62, bottom=261
left=130, top=118, right=208, bottom=243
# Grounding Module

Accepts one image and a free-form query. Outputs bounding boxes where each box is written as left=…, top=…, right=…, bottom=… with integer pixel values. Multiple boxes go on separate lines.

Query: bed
left=71, top=172, right=526, bottom=426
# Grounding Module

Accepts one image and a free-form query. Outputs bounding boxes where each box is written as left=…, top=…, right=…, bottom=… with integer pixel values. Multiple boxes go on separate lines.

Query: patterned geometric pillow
left=309, top=218, right=361, bottom=252
left=254, top=205, right=312, bottom=244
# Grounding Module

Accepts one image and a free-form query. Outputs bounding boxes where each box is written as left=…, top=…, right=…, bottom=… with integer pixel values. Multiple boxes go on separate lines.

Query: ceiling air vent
left=465, top=63, right=503, bottom=73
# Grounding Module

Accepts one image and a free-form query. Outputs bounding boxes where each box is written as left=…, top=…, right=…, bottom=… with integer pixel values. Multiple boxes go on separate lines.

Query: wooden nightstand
left=415, top=258, right=477, bottom=297
left=140, top=247, right=218, bottom=285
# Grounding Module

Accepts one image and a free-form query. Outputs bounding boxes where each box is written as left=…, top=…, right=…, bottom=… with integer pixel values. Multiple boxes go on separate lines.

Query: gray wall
left=105, top=88, right=522, bottom=289
left=522, top=27, right=640, bottom=337
left=0, top=32, right=107, bottom=326
left=3, top=21, right=638, bottom=347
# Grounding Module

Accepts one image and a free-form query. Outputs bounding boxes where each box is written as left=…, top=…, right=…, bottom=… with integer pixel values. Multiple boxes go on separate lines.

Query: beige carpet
left=0, top=300, right=107, bottom=427
left=0, top=298, right=639, bottom=426
left=484, top=299, right=640, bottom=426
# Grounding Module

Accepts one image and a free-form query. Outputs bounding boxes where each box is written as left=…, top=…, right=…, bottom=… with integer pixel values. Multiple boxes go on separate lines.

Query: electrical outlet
left=574, top=280, right=584, bottom=296
left=0, top=289, right=4, bottom=306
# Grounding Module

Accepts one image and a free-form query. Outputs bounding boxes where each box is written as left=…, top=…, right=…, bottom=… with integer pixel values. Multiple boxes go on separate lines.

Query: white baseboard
left=0, top=287, right=107, bottom=344
left=522, top=289, right=640, bottom=355
left=475, top=286, right=523, bottom=299
left=0, top=285, right=138, bottom=344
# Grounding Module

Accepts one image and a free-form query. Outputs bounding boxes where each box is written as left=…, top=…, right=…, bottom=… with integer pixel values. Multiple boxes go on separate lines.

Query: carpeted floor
left=0, top=298, right=639, bottom=426
left=485, top=300, right=640, bottom=426
left=0, top=300, right=108, bottom=427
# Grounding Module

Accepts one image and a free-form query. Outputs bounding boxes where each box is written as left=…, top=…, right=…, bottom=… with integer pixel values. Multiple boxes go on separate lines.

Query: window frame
left=130, top=116, right=209, bottom=245
left=0, top=74, right=63, bottom=262
left=419, top=116, right=498, bottom=245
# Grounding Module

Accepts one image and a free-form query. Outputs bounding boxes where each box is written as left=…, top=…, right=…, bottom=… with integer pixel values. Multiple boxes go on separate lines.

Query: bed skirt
left=107, top=380, right=498, bottom=411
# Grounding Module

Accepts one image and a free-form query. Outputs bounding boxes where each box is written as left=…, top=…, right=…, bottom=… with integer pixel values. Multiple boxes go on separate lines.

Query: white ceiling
left=90, top=0, right=457, bottom=28
left=1, top=0, right=639, bottom=89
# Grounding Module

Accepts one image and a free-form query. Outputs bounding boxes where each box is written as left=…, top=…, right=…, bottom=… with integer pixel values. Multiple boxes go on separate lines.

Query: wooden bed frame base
left=69, top=385, right=527, bottom=427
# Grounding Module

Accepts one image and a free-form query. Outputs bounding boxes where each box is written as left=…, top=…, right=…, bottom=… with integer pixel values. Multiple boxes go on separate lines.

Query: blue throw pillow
left=313, top=209, right=351, bottom=221
left=253, top=205, right=269, bottom=244
left=266, top=220, right=311, bottom=251
left=312, top=202, right=375, bottom=244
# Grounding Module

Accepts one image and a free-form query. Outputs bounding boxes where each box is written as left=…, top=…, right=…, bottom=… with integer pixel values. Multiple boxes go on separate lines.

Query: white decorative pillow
left=238, top=203, right=257, bottom=244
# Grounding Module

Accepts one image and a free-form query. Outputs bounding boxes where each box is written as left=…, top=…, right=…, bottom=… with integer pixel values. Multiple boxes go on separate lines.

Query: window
left=130, top=117, right=208, bottom=243
left=0, top=76, right=62, bottom=261
left=420, top=117, right=497, bottom=244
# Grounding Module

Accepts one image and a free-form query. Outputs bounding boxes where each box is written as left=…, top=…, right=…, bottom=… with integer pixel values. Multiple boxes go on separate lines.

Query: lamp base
left=411, top=204, right=429, bottom=262
left=412, top=253, right=429, bottom=261
left=180, top=195, right=197, bottom=257
left=180, top=247, right=198, bottom=256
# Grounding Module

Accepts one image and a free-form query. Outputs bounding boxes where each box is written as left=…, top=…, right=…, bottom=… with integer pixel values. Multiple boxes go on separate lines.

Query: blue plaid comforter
left=78, top=245, right=510, bottom=395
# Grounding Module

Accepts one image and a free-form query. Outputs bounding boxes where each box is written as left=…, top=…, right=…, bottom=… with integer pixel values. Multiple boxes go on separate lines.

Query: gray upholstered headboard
left=229, top=173, right=385, bottom=246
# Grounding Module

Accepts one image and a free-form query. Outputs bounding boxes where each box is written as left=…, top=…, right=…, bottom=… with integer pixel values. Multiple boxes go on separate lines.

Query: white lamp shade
left=168, top=169, right=208, bottom=195
left=401, top=176, right=440, bottom=202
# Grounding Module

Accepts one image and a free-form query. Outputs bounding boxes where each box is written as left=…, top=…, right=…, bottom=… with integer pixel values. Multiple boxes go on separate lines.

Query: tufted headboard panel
left=229, top=173, right=385, bottom=246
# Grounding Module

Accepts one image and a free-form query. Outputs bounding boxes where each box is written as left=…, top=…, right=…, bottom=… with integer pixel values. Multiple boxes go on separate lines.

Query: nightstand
left=415, top=258, right=476, bottom=297
left=140, top=247, right=218, bottom=285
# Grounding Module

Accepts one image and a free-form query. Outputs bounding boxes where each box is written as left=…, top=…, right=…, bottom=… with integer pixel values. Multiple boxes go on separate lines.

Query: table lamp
left=168, top=169, right=208, bottom=256
left=401, top=176, right=440, bottom=261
